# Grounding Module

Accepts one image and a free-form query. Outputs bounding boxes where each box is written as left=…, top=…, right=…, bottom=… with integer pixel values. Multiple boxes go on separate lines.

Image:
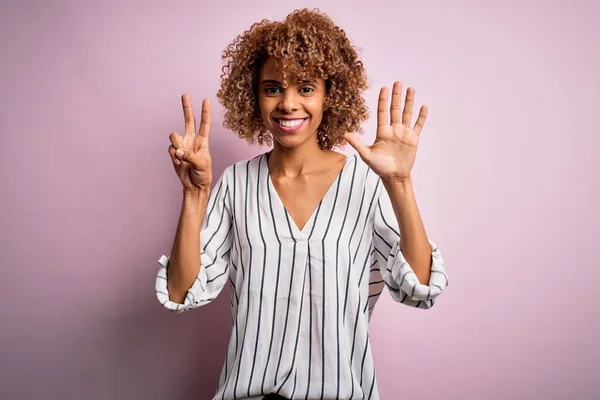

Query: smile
left=274, top=118, right=308, bottom=133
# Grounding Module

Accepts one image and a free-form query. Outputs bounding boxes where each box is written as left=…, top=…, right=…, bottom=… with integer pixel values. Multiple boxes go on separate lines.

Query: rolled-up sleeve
left=372, top=182, right=448, bottom=309
left=155, top=169, right=233, bottom=313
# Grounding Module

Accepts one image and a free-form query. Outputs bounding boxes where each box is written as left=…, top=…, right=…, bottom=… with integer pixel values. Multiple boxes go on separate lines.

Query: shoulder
left=220, top=153, right=267, bottom=179
left=345, top=153, right=382, bottom=190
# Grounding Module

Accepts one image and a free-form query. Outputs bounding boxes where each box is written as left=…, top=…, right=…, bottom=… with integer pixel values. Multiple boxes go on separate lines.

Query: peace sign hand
left=168, top=94, right=213, bottom=193
left=343, top=81, right=428, bottom=183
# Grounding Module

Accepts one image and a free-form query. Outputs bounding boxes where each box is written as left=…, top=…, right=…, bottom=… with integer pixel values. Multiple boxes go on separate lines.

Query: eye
left=300, top=86, right=315, bottom=93
left=264, top=86, right=282, bottom=95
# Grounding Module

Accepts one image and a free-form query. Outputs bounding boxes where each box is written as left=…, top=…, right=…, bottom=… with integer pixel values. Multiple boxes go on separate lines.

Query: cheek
left=308, top=99, right=325, bottom=118
left=258, top=99, right=272, bottom=120
left=309, top=101, right=326, bottom=121
left=261, top=96, right=279, bottom=110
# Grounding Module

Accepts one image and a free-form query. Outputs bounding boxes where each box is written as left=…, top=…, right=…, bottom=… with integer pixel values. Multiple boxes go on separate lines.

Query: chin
left=272, top=136, right=302, bottom=149
left=271, top=133, right=313, bottom=149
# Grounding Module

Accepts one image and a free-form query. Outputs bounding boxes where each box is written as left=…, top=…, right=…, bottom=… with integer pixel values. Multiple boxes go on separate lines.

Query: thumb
left=343, top=133, right=370, bottom=159
left=175, top=148, right=204, bottom=169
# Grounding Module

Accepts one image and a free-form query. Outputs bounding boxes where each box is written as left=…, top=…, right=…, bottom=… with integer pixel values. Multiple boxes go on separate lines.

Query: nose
left=278, top=89, right=299, bottom=113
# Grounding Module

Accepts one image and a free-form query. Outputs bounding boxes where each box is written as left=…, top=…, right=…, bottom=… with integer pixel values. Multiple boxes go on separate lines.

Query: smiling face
left=258, top=57, right=327, bottom=149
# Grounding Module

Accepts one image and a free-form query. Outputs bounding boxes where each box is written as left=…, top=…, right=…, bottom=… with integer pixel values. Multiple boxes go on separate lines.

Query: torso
left=204, top=153, right=387, bottom=399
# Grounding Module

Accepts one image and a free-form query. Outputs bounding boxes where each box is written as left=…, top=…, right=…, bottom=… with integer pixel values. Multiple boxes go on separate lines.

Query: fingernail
left=176, top=149, right=184, bottom=158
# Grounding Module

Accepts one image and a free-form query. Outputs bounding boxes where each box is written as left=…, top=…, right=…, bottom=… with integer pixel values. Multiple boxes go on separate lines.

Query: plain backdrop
left=1, top=0, right=599, bottom=399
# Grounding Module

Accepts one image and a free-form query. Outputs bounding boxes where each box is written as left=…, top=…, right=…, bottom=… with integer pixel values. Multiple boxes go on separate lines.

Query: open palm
left=344, top=81, right=428, bottom=181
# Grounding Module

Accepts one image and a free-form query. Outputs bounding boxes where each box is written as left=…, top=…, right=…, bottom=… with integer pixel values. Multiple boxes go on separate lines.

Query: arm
left=345, top=81, right=449, bottom=308
left=156, top=170, right=233, bottom=313
left=381, top=176, right=431, bottom=285
left=166, top=189, right=210, bottom=304
left=372, top=178, right=448, bottom=309
left=157, top=95, right=233, bottom=312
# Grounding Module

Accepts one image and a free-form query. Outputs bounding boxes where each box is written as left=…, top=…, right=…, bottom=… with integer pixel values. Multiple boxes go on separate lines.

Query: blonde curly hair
left=216, top=8, right=369, bottom=149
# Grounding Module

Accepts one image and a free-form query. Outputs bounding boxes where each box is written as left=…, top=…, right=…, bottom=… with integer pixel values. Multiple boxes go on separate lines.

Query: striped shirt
left=155, top=153, right=448, bottom=400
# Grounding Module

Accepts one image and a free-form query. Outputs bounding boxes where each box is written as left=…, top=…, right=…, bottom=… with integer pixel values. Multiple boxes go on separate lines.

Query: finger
left=343, top=133, right=371, bottom=160
left=402, top=87, right=415, bottom=126
left=198, top=99, right=211, bottom=139
left=169, top=132, right=186, bottom=166
left=390, top=81, right=403, bottom=125
left=174, top=147, right=206, bottom=170
left=181, top=94, right=196, bottom=147
left=195, top=99, right=211, bottom=152
left=377, top=87, right=389, bottom=127
left=413, top=105, right=428, bottom=135
left=169, top=132, right=184, bottom=149
left=168, top=145, right=181, bottom=165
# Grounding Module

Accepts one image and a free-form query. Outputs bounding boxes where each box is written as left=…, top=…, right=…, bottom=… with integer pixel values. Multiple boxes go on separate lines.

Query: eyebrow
left=260, top=79, right=317, bottom=84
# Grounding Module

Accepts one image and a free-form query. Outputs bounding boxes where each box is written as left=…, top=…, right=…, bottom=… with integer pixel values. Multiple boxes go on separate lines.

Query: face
left=257, top=57, right=327, bottom=149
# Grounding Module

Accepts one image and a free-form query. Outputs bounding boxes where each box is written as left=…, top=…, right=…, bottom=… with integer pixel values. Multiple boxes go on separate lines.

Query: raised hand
left=343, top=81, right=428, bottom=182
left=168, top=94, right=213, bottom=192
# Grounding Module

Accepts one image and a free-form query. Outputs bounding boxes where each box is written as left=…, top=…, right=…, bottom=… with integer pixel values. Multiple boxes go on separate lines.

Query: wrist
left=183, top=188, right=210, bottom=204
left=381, top=175, right=413, bottom=193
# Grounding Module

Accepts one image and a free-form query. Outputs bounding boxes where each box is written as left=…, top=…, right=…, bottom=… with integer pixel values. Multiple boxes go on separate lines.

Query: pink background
left=1, top=0, right=599, bottom=399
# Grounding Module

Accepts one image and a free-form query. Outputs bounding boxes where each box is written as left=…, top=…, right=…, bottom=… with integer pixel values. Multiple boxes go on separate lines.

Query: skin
left=165, top=60, right=433, bottom=303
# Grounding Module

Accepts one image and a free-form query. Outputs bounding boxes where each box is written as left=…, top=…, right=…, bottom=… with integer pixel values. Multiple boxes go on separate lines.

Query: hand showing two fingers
left=168, top=94, right=213, bottom=192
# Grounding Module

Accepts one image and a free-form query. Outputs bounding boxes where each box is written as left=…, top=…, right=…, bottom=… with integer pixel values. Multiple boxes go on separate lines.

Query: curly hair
left=216, top=8, right=369, bottom=150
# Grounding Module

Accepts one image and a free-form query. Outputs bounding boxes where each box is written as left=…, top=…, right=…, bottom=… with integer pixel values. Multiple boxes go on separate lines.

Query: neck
left=268, top=138, right=328, bottom=178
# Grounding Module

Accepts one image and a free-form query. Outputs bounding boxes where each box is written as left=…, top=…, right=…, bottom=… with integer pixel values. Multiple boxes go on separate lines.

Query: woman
left=156, top=8, right=448, bottom=400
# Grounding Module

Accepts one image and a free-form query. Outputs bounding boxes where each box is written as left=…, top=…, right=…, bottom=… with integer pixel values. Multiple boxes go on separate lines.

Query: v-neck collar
left=262, top=153, right=353, bottom=239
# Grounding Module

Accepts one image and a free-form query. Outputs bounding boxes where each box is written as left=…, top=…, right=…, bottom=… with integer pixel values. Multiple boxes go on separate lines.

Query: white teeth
left=278, top=119, right=305, bottom=127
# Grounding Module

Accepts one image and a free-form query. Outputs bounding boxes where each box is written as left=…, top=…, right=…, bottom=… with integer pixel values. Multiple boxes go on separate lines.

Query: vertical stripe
left=273, top=196, right=298, bottom=388
left=349, top=300, right=361, bottom=399
left=291, top=371, right=298, bottom=399
left=278, top=252, right=309, bottom=389
left=233, top=161, right=254, bottom=398
left=360, top=333, right=370, bottom=387
left=377, top=198, right=400, bottom=237
left=248, top=157, right=268, bottom=396
left=262, top=157, right=284, bottom=391
left=221, top=165, right=237, bottom=399
left=356, top=182, right=381, bottom=288
left=304, top=201, right=323, bottom=399
left=343, top=167, right=369, bottom=323
left=367, top=369, right=376, bottom=400
left=334, top=157, right=356, bottom=399
left=354, top=178, right=381, bottom=265
left=319, top=163, right=345, bottom=399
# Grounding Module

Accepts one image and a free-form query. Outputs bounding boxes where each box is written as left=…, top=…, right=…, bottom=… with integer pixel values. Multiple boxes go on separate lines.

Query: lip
left=273, top=117, right=308, bottom=133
